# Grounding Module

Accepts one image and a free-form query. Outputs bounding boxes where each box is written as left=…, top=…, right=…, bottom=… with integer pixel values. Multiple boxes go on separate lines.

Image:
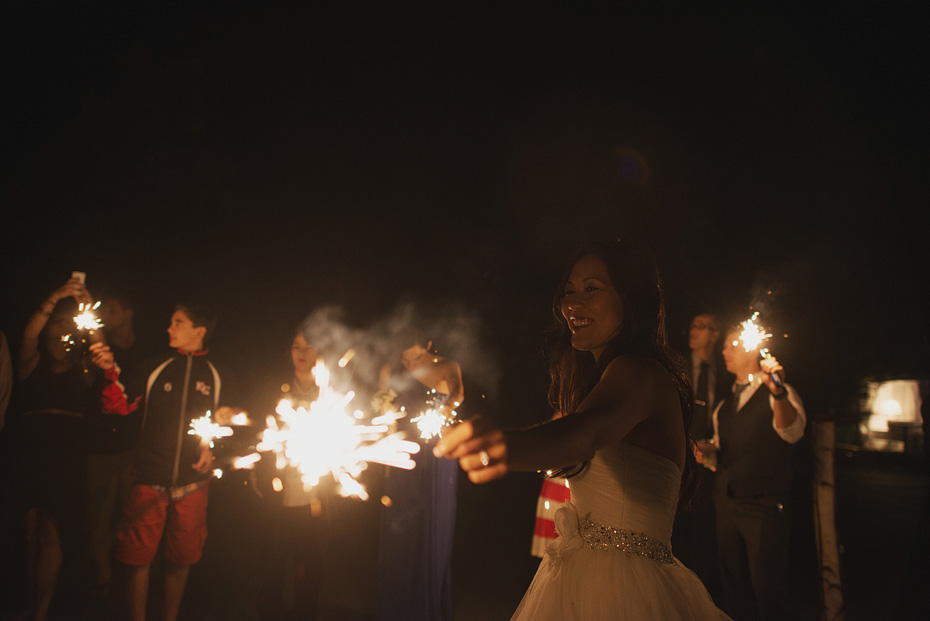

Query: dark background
left=1, top=3, right=928, bottom=617
left=2, top=3, right=928, bottom=413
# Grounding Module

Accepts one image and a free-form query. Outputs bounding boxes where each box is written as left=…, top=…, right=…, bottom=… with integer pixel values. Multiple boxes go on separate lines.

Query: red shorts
left=116, top=483, right=209, bottom=566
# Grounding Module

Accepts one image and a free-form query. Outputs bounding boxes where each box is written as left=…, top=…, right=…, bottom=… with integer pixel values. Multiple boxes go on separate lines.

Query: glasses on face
left=691, top=324, right=715, bottom=331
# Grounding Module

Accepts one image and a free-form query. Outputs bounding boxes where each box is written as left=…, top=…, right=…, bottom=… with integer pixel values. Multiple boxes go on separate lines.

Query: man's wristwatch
left=772, top=388, right=788, bottom=400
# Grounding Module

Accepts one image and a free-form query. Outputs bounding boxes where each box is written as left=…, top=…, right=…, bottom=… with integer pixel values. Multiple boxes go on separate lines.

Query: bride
left=434, top=239, right=729, bottom=619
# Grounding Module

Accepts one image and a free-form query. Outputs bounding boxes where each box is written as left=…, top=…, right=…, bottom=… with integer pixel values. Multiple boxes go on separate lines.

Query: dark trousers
left=671, top=467, right=722, bottom=604
left=715, top=492, right=792, bottom=621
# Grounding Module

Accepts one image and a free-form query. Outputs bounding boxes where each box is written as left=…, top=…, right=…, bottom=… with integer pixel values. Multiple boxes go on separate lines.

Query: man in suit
left=671, top=313, right=729, bottom=603
left=688, top=313, right=730, bottom=442
left=706, top=327, right=806, bottom=620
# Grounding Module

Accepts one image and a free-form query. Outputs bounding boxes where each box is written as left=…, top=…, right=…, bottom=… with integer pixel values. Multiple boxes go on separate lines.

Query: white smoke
left=296, top=302, right=500, bottom=409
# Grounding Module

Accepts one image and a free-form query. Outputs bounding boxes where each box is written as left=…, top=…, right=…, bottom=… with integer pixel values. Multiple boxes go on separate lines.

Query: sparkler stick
left=256, top=360, right=420, bottom=501
left=738, top=312, right=783, bottom=388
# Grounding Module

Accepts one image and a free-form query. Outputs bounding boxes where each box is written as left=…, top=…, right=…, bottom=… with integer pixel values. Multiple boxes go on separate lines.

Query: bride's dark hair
left=544, top=238, right=698, bottom=504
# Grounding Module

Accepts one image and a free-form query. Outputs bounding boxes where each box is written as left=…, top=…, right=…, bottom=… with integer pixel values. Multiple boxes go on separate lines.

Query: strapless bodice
left=569, top=440, right=681, bottom=546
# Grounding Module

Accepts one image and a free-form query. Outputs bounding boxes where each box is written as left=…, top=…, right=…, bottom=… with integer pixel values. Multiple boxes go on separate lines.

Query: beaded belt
left=578, top=513, right=675, bottom=564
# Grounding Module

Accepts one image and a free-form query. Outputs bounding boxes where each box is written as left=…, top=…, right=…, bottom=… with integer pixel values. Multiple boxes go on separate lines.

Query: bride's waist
left=572, top=503, right=675, bottom=537
left=575, top=512, right=675, bottom=564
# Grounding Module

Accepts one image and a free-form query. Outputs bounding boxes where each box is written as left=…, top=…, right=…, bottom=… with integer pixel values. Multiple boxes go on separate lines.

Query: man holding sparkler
left=90, top=304, right=236, bottom=621
left=700, top=326, right=806, bottom=620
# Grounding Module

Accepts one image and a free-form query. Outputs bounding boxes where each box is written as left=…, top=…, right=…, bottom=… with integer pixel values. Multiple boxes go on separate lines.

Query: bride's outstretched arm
left=434, top=356, right=671, bottom=483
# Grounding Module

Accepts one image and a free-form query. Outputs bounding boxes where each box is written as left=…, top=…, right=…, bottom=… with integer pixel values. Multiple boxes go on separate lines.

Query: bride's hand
left=433, top=415, right=509, bottom=483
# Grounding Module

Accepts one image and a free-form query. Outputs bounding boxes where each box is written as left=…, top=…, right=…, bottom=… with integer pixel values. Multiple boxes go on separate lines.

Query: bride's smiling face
left=560, top=254, right=625, bottom=361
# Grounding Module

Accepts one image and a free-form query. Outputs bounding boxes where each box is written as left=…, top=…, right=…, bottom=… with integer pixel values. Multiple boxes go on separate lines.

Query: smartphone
left=71, top=271, right=86, bottom=284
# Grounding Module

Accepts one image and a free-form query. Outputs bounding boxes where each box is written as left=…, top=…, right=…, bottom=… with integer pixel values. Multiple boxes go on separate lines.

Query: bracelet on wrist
left=36, top=309, right=51, bottom=317
left=772, top=388, right=788, bottom=400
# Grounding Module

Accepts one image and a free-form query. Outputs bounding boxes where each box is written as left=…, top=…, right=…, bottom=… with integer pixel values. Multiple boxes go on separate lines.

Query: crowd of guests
left=0, top=275, right=468, bottom=621
left=0, top=240, right=813, bottom=620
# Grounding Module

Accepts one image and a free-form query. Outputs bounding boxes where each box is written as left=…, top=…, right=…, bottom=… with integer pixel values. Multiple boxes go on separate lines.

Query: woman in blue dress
left=376, top=328, right=463, bottom=621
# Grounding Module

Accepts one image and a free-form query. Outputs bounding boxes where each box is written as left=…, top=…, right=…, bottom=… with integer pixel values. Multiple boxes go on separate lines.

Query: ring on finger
left=479, top=450, right=490, bottom=467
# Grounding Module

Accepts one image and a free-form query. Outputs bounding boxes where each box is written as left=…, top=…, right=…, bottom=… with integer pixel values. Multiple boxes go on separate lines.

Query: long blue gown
left=377, top=373, right=458, bottom=621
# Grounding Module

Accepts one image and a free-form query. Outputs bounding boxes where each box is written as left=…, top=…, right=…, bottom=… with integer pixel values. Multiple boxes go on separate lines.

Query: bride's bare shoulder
left=601, top=355, right=671, bottom=386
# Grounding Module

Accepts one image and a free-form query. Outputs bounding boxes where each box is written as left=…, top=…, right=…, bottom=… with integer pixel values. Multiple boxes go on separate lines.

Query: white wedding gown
left=512, top=441, right=730, bottom=620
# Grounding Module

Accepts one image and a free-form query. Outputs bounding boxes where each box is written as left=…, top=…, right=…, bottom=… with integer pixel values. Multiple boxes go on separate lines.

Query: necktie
left=693, top=361, right=710, bottom=438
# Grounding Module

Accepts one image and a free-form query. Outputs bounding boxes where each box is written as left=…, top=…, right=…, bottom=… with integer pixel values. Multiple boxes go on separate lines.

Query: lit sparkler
left=62, top=301, right=105, bottom=353
left=188, top=411, right=234, bottom=448
left=256, top=360, right=420, bottom=501
left=410, top=389, right=460, bottom=441
left=737, top=312, right=783, bottom=388
left=74, top=301, right=103, bottom=332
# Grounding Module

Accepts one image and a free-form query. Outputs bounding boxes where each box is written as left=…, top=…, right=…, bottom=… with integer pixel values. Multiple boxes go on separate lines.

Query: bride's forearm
left=505, top=419, right=597, bottom=473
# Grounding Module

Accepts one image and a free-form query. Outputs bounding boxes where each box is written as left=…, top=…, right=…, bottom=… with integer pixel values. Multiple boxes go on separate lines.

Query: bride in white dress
left=435, top=239, right=729, bottom=619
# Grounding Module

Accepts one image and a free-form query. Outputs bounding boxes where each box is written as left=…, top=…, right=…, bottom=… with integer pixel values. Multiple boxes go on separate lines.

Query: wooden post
left=813, top=419, right=844, bottom=619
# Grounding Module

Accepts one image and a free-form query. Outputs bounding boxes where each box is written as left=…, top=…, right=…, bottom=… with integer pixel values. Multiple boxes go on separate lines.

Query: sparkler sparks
left=738, top=312, right=773, bottom=356
left=74, top=301, right=103, bottom=332
left=256, top=360, right=420, bottom=501
left=737, top=311, right=783, bottom=388
left=410, top=389, right=459, bottom=440
left=62, top=301, right=105, bottom=353
left=188, top=411, right=234, bottom=448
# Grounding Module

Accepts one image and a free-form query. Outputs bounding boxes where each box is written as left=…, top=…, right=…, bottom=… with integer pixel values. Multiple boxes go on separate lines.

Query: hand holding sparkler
left=192, top=445, right=214, bottom=473
left=88, top=342, right=115, bottom=370
left=759, top=356, right=786, bottom=393
left=738, top=312, right=783, bottom=388
left=434, top=415, right=509, bottom=484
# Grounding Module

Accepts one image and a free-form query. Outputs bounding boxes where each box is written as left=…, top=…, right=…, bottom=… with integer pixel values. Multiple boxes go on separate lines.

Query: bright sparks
left=738, top=312, right=772, bottom=354
left=411, top=408, right=449, bottom=440
left=74, top=301, right=103, bottom=332
left=230, top=411, right=251, bottom=426
left=188, top=411, right=234, bottom=448
left=738, top=311, right=783, bottom=388
left=256, top=360, right=419, bottom=501
left=410, top=389, right=459, bottom=440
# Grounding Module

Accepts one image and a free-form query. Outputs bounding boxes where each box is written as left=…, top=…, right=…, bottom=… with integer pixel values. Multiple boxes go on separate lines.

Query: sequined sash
left=578, top=513, right=675, bottom=564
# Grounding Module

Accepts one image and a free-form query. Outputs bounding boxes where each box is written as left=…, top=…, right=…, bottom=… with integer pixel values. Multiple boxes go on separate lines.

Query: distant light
left=876, top=399, right=903, bottom=418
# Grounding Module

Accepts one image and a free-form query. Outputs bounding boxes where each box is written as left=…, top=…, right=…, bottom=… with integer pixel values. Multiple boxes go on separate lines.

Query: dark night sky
left=2, top=3, right=928, bottom=419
